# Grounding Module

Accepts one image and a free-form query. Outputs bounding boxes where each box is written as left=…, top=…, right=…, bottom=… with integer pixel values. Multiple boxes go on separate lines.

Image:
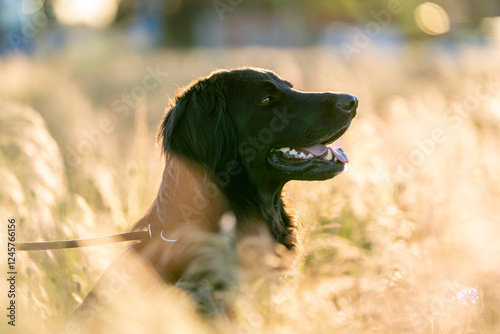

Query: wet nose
left=336, top=94, right=358, bottom=117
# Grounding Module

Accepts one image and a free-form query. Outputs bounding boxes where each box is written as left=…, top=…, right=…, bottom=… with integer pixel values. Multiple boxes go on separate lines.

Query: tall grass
left=1, top=45, right=500, bottom=333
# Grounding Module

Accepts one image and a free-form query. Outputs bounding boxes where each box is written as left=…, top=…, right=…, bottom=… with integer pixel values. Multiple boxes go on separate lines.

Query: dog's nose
left=337, top=94, right=358, bottom=117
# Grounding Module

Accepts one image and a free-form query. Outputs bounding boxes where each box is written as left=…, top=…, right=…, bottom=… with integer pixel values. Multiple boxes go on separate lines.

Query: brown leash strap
left=17, top=231, right=150, bottom=251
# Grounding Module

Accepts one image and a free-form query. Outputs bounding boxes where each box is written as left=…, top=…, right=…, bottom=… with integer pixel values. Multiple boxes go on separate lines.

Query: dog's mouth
left=267, top=126, right=350, bottom=180
left=270, top=145, right=348, bottom=164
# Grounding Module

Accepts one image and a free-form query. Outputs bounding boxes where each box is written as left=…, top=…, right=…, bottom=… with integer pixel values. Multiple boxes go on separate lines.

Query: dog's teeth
left=334, top=157, right=338, bottom=162
left=324, top=150, right=333, bottom=161
left=278, top=147, right=290, bottom=153
left=306, top=153, right=313, bottom=159
left=297, top=152, right=306, bottom=159
left=289, top=149, right=297, bottom=156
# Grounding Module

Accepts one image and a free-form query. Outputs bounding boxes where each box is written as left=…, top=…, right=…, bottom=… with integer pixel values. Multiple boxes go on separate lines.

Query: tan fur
left=132, top=155, right=232, bottom=282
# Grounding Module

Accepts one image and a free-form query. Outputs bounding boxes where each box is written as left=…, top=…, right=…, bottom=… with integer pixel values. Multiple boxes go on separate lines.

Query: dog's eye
left=260, top=97, right=273, bottom=104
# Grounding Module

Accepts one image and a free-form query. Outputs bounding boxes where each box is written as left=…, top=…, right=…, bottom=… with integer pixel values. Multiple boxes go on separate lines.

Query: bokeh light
left=414, top=2, right=450, bottom=35
left=53, top=0, right=118, bottom=28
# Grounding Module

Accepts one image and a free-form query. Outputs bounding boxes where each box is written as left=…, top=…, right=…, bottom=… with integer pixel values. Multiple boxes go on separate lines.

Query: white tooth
left=278, top=147, right=290, bottom=153
left=306, top=153, right=313, bottom=159
left=289, top=149, right=297, bottom=156
left=334, top=157, right=338, bottom=162
left=298, top=152, right=306, bottom=159
left=324, top=150, right=333, bottom=161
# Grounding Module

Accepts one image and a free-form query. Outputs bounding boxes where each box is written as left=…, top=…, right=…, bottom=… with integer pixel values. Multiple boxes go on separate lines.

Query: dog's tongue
left=302, top=144, right=328, bottom=156
left=332, top=148, right=349, bottom=163
left=302, top=144, right=349, bottom=163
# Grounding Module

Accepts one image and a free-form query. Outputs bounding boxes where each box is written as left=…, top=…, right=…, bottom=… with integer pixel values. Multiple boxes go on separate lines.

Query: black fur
left=75, top=68, right=358, bottom=319
left=157, top=68, right=357, bottom=248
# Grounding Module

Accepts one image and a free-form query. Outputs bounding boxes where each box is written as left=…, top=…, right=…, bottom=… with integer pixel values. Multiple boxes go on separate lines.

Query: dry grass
left=1, top=45, right=500, bottom=333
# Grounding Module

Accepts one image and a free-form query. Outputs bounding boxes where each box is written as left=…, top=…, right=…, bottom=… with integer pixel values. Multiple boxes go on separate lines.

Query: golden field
left=1, top=45, right=500, bottom=333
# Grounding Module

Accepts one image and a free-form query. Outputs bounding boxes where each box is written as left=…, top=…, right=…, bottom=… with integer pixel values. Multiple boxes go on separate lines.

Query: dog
left=73, top=67, right=357, bottom=324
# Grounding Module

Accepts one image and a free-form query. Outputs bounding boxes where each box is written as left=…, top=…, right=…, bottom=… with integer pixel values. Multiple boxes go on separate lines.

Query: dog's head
left=159, top=68, right=357, bottom=191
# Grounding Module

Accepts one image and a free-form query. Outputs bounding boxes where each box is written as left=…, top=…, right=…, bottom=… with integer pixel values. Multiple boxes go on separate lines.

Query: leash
left=17, top=231, right=151, bottom=251
left=16, top=209, right=239, bottom=252
left=17, top=224, right=178, bottom=251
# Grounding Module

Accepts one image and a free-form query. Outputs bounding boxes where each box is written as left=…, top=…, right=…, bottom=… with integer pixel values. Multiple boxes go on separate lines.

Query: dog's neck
left=212, top=166, right=298, bottom=248
left=137, top=156, right=228, bottom=235
left=136, top=156, right=297, bottom=248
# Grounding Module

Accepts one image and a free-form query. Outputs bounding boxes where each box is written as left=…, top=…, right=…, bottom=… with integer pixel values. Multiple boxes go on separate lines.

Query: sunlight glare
left=54, top=0, right=118, bottom=28
left=414, top=2, right=450, bottom=36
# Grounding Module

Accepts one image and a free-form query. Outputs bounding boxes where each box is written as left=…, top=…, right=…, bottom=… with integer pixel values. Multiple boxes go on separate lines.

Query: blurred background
left=1, top=1, right=500, bottom=333
left=1, top=0, right=500, bottom=51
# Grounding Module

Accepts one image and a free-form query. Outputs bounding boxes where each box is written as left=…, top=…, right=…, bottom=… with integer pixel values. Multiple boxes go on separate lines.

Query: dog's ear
left=159, top=79, right=238, bottom=176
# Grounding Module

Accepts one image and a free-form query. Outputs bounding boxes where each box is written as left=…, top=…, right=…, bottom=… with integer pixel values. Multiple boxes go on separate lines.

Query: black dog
left=75, top=67, right=357, bottom=320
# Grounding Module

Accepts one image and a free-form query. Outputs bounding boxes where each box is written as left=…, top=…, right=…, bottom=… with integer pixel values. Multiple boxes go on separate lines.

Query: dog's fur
left=73, top=68, right=357, bottom=321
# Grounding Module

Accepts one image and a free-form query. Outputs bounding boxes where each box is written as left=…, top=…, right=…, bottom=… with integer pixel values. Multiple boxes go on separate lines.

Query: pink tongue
left=332, top=147, right=349, bottom=163
left=302, top=144, right=328, bottom=156
left=302, top=144, right=349, bottom=163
